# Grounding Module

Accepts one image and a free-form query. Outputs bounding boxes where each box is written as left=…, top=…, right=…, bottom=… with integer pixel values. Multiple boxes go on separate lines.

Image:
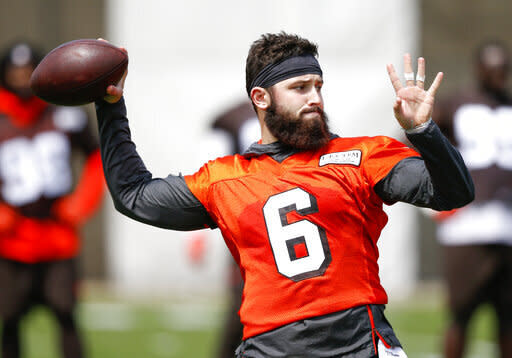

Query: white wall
left=104, top=0, right=420, bottom=299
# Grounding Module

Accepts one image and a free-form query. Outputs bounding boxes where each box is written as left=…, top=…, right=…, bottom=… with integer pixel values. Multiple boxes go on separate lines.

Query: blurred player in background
left=432, top=41, right=512, bottom=358
left=96, top=33, right=474, bottom=357
left=209, top=101, right=259, bottom=358
left=0, top=41, right=105, bottom=358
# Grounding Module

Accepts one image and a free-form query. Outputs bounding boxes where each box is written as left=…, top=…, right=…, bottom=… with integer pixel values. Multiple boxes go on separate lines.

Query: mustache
left=301, top=106, right=324, bottom=115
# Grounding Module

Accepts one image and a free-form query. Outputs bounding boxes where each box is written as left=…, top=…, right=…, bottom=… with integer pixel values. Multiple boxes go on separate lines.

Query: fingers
left=118, top=69, right=128, bottom=88
left=97, top=37, right=127, bottom=104
left=98, top=38, right=128, bottom=56
left=403, top=53, right=415, bottom=87
left=389, top=54, right=433, bottom=92
left=104, top=84, right=123, bottom=103
left=416, top=57, right=425, bottom=89
left=106, top=85, right=119, bottom=96
left=387, top=64, right=403, bottom=93
left=427, top=72, right=444, bottom=97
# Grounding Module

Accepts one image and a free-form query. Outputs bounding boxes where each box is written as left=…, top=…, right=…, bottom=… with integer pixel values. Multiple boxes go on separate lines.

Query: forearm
left=95, top=98, right=214, bottom=230
left=375, top=120, right=474, bottom=210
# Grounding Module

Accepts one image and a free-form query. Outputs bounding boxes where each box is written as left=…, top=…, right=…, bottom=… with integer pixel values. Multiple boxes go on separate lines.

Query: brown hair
left=245, top=32, right=319, bottom=96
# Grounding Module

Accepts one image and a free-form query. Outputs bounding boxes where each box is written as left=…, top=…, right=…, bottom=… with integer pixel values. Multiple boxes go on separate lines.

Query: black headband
left=249, top=54, right=323, bottom=91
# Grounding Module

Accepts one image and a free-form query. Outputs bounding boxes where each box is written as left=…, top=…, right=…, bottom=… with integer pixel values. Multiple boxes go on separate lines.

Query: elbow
left=110, top=184, right=140, bottom=217
left=105, top=177, right=144, bottom=217
left=112, top=196, right=134, bottom=217
left=113, top=198, right=126, bottom=214
left=103, top=182, right=131, bottom=217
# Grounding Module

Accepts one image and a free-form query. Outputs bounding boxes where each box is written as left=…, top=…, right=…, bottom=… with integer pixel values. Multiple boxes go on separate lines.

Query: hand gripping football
left=30, top=39, right=128, bottom=106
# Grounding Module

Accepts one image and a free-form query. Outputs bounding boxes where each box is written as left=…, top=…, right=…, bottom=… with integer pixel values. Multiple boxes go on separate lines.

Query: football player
left=433, top=41, right=512, bottom=358
left=0, top=41, right=105, bottom=358
left=96, top=33, right=474, bottom=357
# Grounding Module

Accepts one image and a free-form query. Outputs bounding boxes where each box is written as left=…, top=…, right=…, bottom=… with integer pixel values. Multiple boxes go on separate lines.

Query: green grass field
left=8, top=284, right=498, bottom=358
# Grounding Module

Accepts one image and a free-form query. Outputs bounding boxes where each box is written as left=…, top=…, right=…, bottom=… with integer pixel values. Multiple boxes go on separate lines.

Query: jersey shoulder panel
left=184, top=154, right=250, bottom=206
left=329, top=135, right=419, bottom=187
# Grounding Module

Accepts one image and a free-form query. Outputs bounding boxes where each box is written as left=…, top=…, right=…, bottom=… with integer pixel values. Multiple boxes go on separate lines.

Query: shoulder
left=325, top=135, right=417, bottom=169
left=187, top=153, right=250, bottom=184
left=324, top=136, right=417, bottom=186
left=202, top=154, right=240, bottom=170
left=184, top=153, right=252, bottom=202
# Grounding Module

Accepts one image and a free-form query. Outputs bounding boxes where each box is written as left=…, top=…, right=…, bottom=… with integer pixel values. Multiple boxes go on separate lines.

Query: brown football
left=30, top=39, right=128, bottom=106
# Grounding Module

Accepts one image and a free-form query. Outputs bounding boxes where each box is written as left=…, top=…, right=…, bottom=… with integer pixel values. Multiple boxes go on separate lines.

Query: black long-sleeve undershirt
left=374, top=122, right=474, bottom=210
left=96, top=98, right=215, bottom=230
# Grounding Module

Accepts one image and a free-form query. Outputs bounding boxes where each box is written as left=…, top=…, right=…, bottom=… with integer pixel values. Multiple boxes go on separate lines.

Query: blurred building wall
left=0, top=0, right=107, bottom=279
left=0, top=0, right=104, bottom=49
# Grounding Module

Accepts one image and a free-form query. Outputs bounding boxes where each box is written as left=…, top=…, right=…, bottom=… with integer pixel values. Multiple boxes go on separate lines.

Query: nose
left=308, top=87, right=322, bottom=106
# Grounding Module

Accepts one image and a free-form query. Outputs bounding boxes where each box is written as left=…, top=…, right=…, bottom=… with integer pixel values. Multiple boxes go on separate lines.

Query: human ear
left=250, top=87, right=270, bottom=110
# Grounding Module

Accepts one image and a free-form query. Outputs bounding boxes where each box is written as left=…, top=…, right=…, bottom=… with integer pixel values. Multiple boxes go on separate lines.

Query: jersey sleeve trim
left=361, top=136, right=420, bottom=188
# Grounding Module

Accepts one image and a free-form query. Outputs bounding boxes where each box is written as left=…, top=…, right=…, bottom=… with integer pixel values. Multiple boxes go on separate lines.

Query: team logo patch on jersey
left=319, top=150, right=362, bottom=167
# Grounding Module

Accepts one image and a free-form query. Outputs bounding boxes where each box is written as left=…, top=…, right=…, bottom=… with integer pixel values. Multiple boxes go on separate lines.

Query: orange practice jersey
left=185, top=135, right=418, bottom=339
left=0, top=89, right=104, bottom=263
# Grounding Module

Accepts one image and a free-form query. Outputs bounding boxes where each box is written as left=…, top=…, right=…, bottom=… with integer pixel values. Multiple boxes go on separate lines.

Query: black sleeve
left=95, top=98, right=216, bottom=230
left=374, top=120, right=474, bottom=211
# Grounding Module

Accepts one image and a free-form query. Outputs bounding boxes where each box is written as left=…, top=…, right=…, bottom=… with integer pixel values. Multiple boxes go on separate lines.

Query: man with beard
left=95, top=33, right=474, bottom=357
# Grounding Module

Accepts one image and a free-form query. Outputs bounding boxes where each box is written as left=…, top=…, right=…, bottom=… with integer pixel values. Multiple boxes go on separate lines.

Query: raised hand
left=387, top=54, right=443, bottom=130
left=97, top=38, right=128, bottom=104
left=103, top=68, right=127, bottom=104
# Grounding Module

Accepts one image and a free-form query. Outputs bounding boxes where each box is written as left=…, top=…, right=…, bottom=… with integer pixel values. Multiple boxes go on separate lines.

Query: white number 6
left=263, top=187, right=331, bottom=281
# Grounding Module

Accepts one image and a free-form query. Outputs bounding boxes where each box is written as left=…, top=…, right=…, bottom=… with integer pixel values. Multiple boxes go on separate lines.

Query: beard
left=264, top=100, right=330, bottom=150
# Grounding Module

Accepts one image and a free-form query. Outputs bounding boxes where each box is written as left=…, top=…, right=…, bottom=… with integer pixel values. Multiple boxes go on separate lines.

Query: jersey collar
left=243, top=133, right=339, bottom=163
